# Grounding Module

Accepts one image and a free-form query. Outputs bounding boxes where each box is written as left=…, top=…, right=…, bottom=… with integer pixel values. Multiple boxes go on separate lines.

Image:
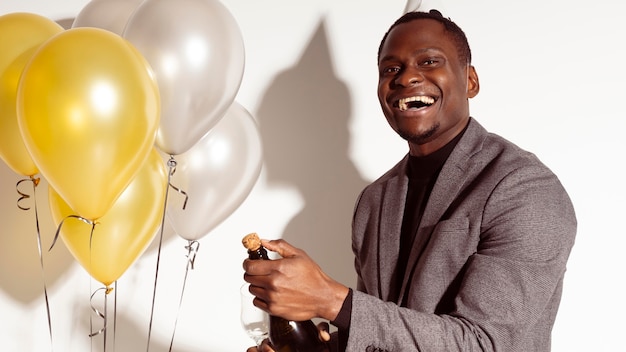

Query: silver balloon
left=124, top=0, right=245, bottom=155
left=72, top=0, right=144, bottom=35
left=166, top=102, right=262, bottom=241
left=404, top=0, right=447, bottom=14
left=404, top=0, right=422, bottom=13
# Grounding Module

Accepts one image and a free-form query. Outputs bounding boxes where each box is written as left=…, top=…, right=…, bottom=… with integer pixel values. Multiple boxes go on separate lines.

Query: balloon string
left=167, top=159, right=189, bottom=210
left=80, top=220, right=107, bottom=351
left=185, top=240, right=200, bottom=270
left=49, top=215, right=96, bottom=252
left=168, top=240, right=200, bottom=351
left=16, top=177, right=53, bottom=351
left=114, top=281, right=118, bottom=351
left=16, top=176, right=40, bottom=210
left=146, top=156, right=177, bottom=352
left=89, top=287, right=107, bottom=337
left=89, top=285, right=114, bottom=352
left=50, top=215, right=99, bottom=349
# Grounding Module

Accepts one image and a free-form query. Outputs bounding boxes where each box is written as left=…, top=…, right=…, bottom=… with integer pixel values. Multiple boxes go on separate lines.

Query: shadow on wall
left=256, top=18, right=368, bottom=288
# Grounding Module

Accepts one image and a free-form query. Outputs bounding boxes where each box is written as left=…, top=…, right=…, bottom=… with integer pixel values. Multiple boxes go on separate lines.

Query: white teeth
left=398, top=96, right=435, bottom=111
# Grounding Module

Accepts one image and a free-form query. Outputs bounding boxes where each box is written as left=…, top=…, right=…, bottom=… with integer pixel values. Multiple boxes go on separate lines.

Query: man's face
left=377, top=19, right=478, bottom=156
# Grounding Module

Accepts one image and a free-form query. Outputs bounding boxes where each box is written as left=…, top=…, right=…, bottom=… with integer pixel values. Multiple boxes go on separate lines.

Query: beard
left=396, top=122, right=439, bottom=145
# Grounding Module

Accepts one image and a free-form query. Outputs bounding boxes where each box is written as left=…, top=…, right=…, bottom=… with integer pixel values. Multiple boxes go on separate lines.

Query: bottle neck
left=248, top=246, right=270, bottom=260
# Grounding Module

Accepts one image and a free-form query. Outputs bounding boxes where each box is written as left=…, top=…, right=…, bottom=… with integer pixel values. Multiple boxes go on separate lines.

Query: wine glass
left=240, top=283, right=269, bottom=347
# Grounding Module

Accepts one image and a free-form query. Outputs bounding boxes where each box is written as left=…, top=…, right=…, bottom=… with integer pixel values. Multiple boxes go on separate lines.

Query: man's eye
left=382, top=67, right=400, bottom=75
left=420, top=59, right=439, bottom=66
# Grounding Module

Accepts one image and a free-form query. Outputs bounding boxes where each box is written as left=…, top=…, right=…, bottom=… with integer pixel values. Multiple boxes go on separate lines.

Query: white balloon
left=404, top=0, right=448, bottom=14
left=124, top=0, right=245, bottom=155
left=404, top=0, right=422, bottom=13
left=72, top=0, right=144, bottom=35
left=166, top=102, right=262, bottom=241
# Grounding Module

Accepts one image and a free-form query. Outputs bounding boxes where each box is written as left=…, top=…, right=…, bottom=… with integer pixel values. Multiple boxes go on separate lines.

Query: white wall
left=1, top=0, right=624, bottom=351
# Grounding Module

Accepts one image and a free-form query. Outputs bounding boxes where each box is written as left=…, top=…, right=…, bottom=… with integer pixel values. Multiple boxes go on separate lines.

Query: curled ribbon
left=185, top=240, right=200, bottom=270
left=167, top=157, right=189, bottom=210
left=16, top=176, right=40, bottom=211
left=89, top=287, right=109, bottom=338
left=48, top=215, right=97, bottom=252
left=88, top=283, right=117, bottom=352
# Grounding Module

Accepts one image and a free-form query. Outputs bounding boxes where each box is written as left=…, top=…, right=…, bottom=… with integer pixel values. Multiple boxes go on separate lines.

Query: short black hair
left=377, top=10, right=472, bottom=65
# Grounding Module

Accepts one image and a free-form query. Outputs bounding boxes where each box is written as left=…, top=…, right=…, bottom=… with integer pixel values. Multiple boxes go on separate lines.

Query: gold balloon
left=17, top=27, right=160, bottom=220
left=49, top=149, right=167, bottom=287
left=0, top=13, right=63, bottom=176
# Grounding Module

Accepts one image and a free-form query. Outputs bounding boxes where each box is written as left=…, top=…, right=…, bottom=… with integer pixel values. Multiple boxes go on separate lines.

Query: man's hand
left=242, top=238, right=349, bottom=322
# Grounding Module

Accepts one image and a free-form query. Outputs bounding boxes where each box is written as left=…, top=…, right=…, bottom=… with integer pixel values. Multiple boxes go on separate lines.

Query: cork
left=242, top=232, right=261, bottom=251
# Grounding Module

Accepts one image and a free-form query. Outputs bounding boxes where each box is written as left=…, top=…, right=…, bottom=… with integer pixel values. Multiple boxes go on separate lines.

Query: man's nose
left=394, top=68, right=423, bottom=87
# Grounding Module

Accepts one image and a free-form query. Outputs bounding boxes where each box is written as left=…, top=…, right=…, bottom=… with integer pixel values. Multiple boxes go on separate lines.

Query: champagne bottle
left=242, top=233, right=330, bottom=352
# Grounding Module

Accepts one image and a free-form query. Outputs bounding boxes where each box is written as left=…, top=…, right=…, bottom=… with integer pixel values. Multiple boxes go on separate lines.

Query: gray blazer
left=346, top=118, right=576, bottom=351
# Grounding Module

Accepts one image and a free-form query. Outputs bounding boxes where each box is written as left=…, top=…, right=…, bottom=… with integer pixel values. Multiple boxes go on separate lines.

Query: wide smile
left=393, top=95, right=436, bottom=112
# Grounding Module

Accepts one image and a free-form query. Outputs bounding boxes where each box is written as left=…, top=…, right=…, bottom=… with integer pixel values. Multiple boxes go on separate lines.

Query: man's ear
left=467, top=65, right=479, bottom=98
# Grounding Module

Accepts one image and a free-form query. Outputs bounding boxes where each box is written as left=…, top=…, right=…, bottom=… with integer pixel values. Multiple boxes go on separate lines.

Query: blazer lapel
left=397, top=119, right=484, bottom=304
left=377, top=157, right=409, bottom=301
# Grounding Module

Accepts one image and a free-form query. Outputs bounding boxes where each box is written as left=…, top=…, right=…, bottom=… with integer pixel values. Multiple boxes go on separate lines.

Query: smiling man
left=377, top=10, right=478, bottom=157
left=243, top=10, right=576, bottom=352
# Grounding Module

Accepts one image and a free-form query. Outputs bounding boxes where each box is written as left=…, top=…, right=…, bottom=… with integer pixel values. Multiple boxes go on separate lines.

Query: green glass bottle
left=242, top=233, right=330, bottom=352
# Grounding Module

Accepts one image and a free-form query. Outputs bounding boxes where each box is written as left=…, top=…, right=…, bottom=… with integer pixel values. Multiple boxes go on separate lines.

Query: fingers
left=317, top=321, right=331, bottom=342
left=261, top=238, right=300, bottom=258
left=259, top=338, right=275, bottom=352
left=242, top=258, right=270, bottom=276
left=242, top=238, right=303, bottom=282
left=243, top=255, right=282, bottom=280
